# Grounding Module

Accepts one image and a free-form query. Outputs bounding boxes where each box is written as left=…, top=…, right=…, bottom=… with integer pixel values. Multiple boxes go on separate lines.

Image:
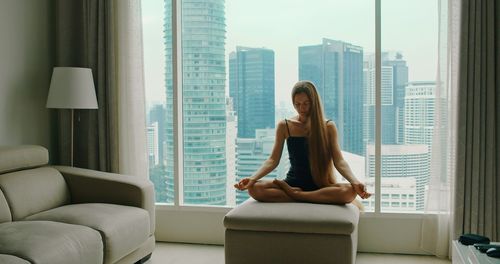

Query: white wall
left=0, top=0, right=54, bottom=151
left=154, top=205, right=436, bottom=255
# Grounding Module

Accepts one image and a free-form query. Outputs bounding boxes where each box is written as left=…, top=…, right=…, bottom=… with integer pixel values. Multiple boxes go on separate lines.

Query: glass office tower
left=363, top=52, right=408, bottom=145
left=299, top=38, right=364, bottom=155
left=164, top=0, right=227, bottom=205
left=229, top=46, right=275, bottom=138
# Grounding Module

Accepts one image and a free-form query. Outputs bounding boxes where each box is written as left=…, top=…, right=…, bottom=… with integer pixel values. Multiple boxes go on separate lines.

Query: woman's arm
left=327, top=122, right=371, bottom=199
left=234, top=120, right=287, bottom=190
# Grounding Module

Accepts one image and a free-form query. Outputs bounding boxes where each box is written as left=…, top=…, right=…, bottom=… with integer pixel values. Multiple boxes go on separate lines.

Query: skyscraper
left=383, top=52, right=408, bottom=144
left=404, top=81, right=436, bottom=210
left=366, top=144, right=430, bottom=211
left=363, top=52, right=408, bottom=145
left=164, top=0, right=227, bottom=205
left=226, top=97, right=237, bottom=206
left=148, top=104, right=166, bottom=164
left=147, top=122, right=160, bottom=166
left=229, top=46, right=275, bottom=138
left=299, top=38, right=364, bottom=155
left=404, top=81, right=436, bottom=147
left=363, top=58, right=395, bottom=145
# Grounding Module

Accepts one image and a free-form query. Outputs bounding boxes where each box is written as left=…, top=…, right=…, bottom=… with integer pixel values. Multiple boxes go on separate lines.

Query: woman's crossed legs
left=247, top=179, right=356, bottom=204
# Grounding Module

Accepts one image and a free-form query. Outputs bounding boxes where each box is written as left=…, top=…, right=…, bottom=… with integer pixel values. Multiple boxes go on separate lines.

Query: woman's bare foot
left=273, top=179, right=302, bottom=199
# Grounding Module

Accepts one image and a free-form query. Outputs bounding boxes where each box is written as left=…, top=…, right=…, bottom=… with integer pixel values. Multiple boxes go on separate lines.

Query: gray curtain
left=454, top=0, right=500, bottom=240
left=53, top=0, right=119, bottom=172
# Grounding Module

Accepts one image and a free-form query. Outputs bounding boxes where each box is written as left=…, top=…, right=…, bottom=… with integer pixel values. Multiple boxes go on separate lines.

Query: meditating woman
left=234, top=80, right=371, bottom=205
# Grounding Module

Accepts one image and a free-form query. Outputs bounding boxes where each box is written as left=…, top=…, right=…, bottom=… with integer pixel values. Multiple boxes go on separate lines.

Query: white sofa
left=0, top=145, right=155, bottom=264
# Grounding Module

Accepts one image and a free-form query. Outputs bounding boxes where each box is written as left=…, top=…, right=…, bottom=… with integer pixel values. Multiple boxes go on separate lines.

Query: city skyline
left=142, top=0, right=438, bottom=107
left=144, top=0, right=443, bottom=212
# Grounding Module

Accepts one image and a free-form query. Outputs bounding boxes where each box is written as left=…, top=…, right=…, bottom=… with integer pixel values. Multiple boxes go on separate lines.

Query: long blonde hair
left=292, top=81, right=336, bottom=187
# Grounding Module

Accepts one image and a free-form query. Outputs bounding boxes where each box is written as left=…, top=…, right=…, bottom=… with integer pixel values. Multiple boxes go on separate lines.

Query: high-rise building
left=147, top=122, right=159, bottom=166
left=363, top=52, right=408, bottom=146
left=299, top=38, right=364, bottom=155
left=403, top=81, right=436, bottom=210
left=226, top=97, right=237, bottom=206
left=164, top=0, right=227, bottom=205
left=235, top=129, right=290, bottom=204
left=366, top=144, right=430, bottom=211
left=383, top=52, right=408, bottom=144
left=229, top=46, right=275, bottom=138
left=363, top=57, right=395, bottom=145
left=404, top=81, right=436, bottom=147
left=148, top=104, right=166, bottom=165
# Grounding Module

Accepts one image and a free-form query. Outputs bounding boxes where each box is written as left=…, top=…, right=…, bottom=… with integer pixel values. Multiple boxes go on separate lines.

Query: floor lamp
left=46, top=67, right=98, bottom=166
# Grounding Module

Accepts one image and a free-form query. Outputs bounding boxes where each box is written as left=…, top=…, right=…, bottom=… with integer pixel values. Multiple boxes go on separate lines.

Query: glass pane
left=180, top=0, right=227, bottom=205
left=379, top=0, right=439, bottom=212
left=143, top=0, right=173, bottom=204
left=147, top=0, right=377, bottom=208
left=227, top=1, right=375, bottom=206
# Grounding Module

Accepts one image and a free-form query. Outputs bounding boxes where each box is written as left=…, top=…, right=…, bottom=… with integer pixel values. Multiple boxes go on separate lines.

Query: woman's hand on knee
left=351, top=181, right=371, bottom=199
left=234, top=177, right=257, bottom=191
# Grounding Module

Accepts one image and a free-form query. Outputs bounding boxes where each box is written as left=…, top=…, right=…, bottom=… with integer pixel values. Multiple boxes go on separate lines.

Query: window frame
left=165, top=0, right=436, bottom=214
left=150, top=0, right=447, bottom=253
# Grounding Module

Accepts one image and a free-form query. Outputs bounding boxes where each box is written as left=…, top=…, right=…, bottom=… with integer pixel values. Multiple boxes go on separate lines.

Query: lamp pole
left=71, top=109, right=74, bottom=166
left=46, top=67, right=98, bottom=167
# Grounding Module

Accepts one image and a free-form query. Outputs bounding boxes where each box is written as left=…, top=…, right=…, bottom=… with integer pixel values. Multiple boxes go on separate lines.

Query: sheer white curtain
left=115, top=0, right=148, bottom=177
left=420, top=0, right=461, bottom=258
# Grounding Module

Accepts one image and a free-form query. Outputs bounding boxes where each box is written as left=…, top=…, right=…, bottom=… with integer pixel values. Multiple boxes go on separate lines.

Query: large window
left=143, top=0, right=444, bottom=212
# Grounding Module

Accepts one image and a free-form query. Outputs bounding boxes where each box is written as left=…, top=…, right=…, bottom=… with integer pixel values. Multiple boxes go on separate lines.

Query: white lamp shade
left=46, top=67, right=98, bottom=109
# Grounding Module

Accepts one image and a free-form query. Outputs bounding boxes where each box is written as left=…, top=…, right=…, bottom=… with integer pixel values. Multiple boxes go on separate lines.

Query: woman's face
left=293, top=92, right=311, bottom=118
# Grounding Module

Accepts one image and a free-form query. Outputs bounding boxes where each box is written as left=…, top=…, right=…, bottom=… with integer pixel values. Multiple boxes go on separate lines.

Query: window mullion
left=375, top=0, right=382, bottom=214
left=172, top=0, right=184, bottom=206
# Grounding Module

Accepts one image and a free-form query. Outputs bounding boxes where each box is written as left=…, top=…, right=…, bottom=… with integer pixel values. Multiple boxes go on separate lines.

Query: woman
left=234, top=80, right=371, bottom=205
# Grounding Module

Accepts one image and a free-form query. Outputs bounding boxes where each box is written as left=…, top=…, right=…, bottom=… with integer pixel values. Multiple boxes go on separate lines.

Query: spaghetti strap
left=284, top=118, right=291, bottom=137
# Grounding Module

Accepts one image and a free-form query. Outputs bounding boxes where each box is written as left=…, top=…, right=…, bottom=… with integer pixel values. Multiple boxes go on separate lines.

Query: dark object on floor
left=474, top=243, right=500, bottom=253
left=486, top=248, right=500, bottom=258
left=459, top=233, right=490, bottom=245
left=135, top=253, right=152, bottom=264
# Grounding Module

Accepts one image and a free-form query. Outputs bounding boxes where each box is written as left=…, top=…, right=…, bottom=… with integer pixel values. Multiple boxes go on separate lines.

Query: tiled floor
left=147, top=242, right=451, bottom=264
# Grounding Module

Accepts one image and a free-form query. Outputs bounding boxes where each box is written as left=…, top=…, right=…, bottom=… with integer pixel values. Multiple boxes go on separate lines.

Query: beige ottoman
left=223, top=198, right=360, bottom=264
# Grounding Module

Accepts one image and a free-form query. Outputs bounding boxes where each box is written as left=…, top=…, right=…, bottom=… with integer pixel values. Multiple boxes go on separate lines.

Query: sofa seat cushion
left=224, top=198, right=359, bottom=235
left=0, top=254, right=30, bottom=264
left=0, top=221, right=103, bottom=264
left=25, top=203, right=150, bottom=264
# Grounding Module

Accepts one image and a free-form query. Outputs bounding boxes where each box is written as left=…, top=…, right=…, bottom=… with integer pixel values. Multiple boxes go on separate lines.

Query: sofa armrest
left=52, top=166, right=155, bottom=234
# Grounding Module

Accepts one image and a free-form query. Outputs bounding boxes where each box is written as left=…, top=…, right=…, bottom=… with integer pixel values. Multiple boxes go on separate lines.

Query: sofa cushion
left=224, top=198, right=359, bottom=235
left=0, top=190, right=11, bottom=223
left=0, top=167, right=70, bottom=220
left=0, top=254, right=30, bottom=264
left=25, top=203, right=150, bottom=264
left=0, top=221, right=103, bottom=264
left=0, top=145, right=48, bottom=174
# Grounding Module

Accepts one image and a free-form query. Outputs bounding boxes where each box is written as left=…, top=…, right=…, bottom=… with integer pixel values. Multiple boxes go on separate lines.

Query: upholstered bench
left=223, top=198, right=360, bottom=264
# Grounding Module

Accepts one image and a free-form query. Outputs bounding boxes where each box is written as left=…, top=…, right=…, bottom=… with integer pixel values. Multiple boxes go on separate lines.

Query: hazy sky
left=142, top=0, right=438, bottom=109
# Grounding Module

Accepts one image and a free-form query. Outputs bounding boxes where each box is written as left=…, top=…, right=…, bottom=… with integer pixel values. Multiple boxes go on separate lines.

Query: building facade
left=164, top=0, right=227, bottom=205
left=366, top=144, right=430, bottom=211
left=299, top=38, right=364, bottom=155
left=363, top=52, right=408, bottom=146
left=229, top=46, right=275, bottom=138
left=404, top=81, right=436, bottom=147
